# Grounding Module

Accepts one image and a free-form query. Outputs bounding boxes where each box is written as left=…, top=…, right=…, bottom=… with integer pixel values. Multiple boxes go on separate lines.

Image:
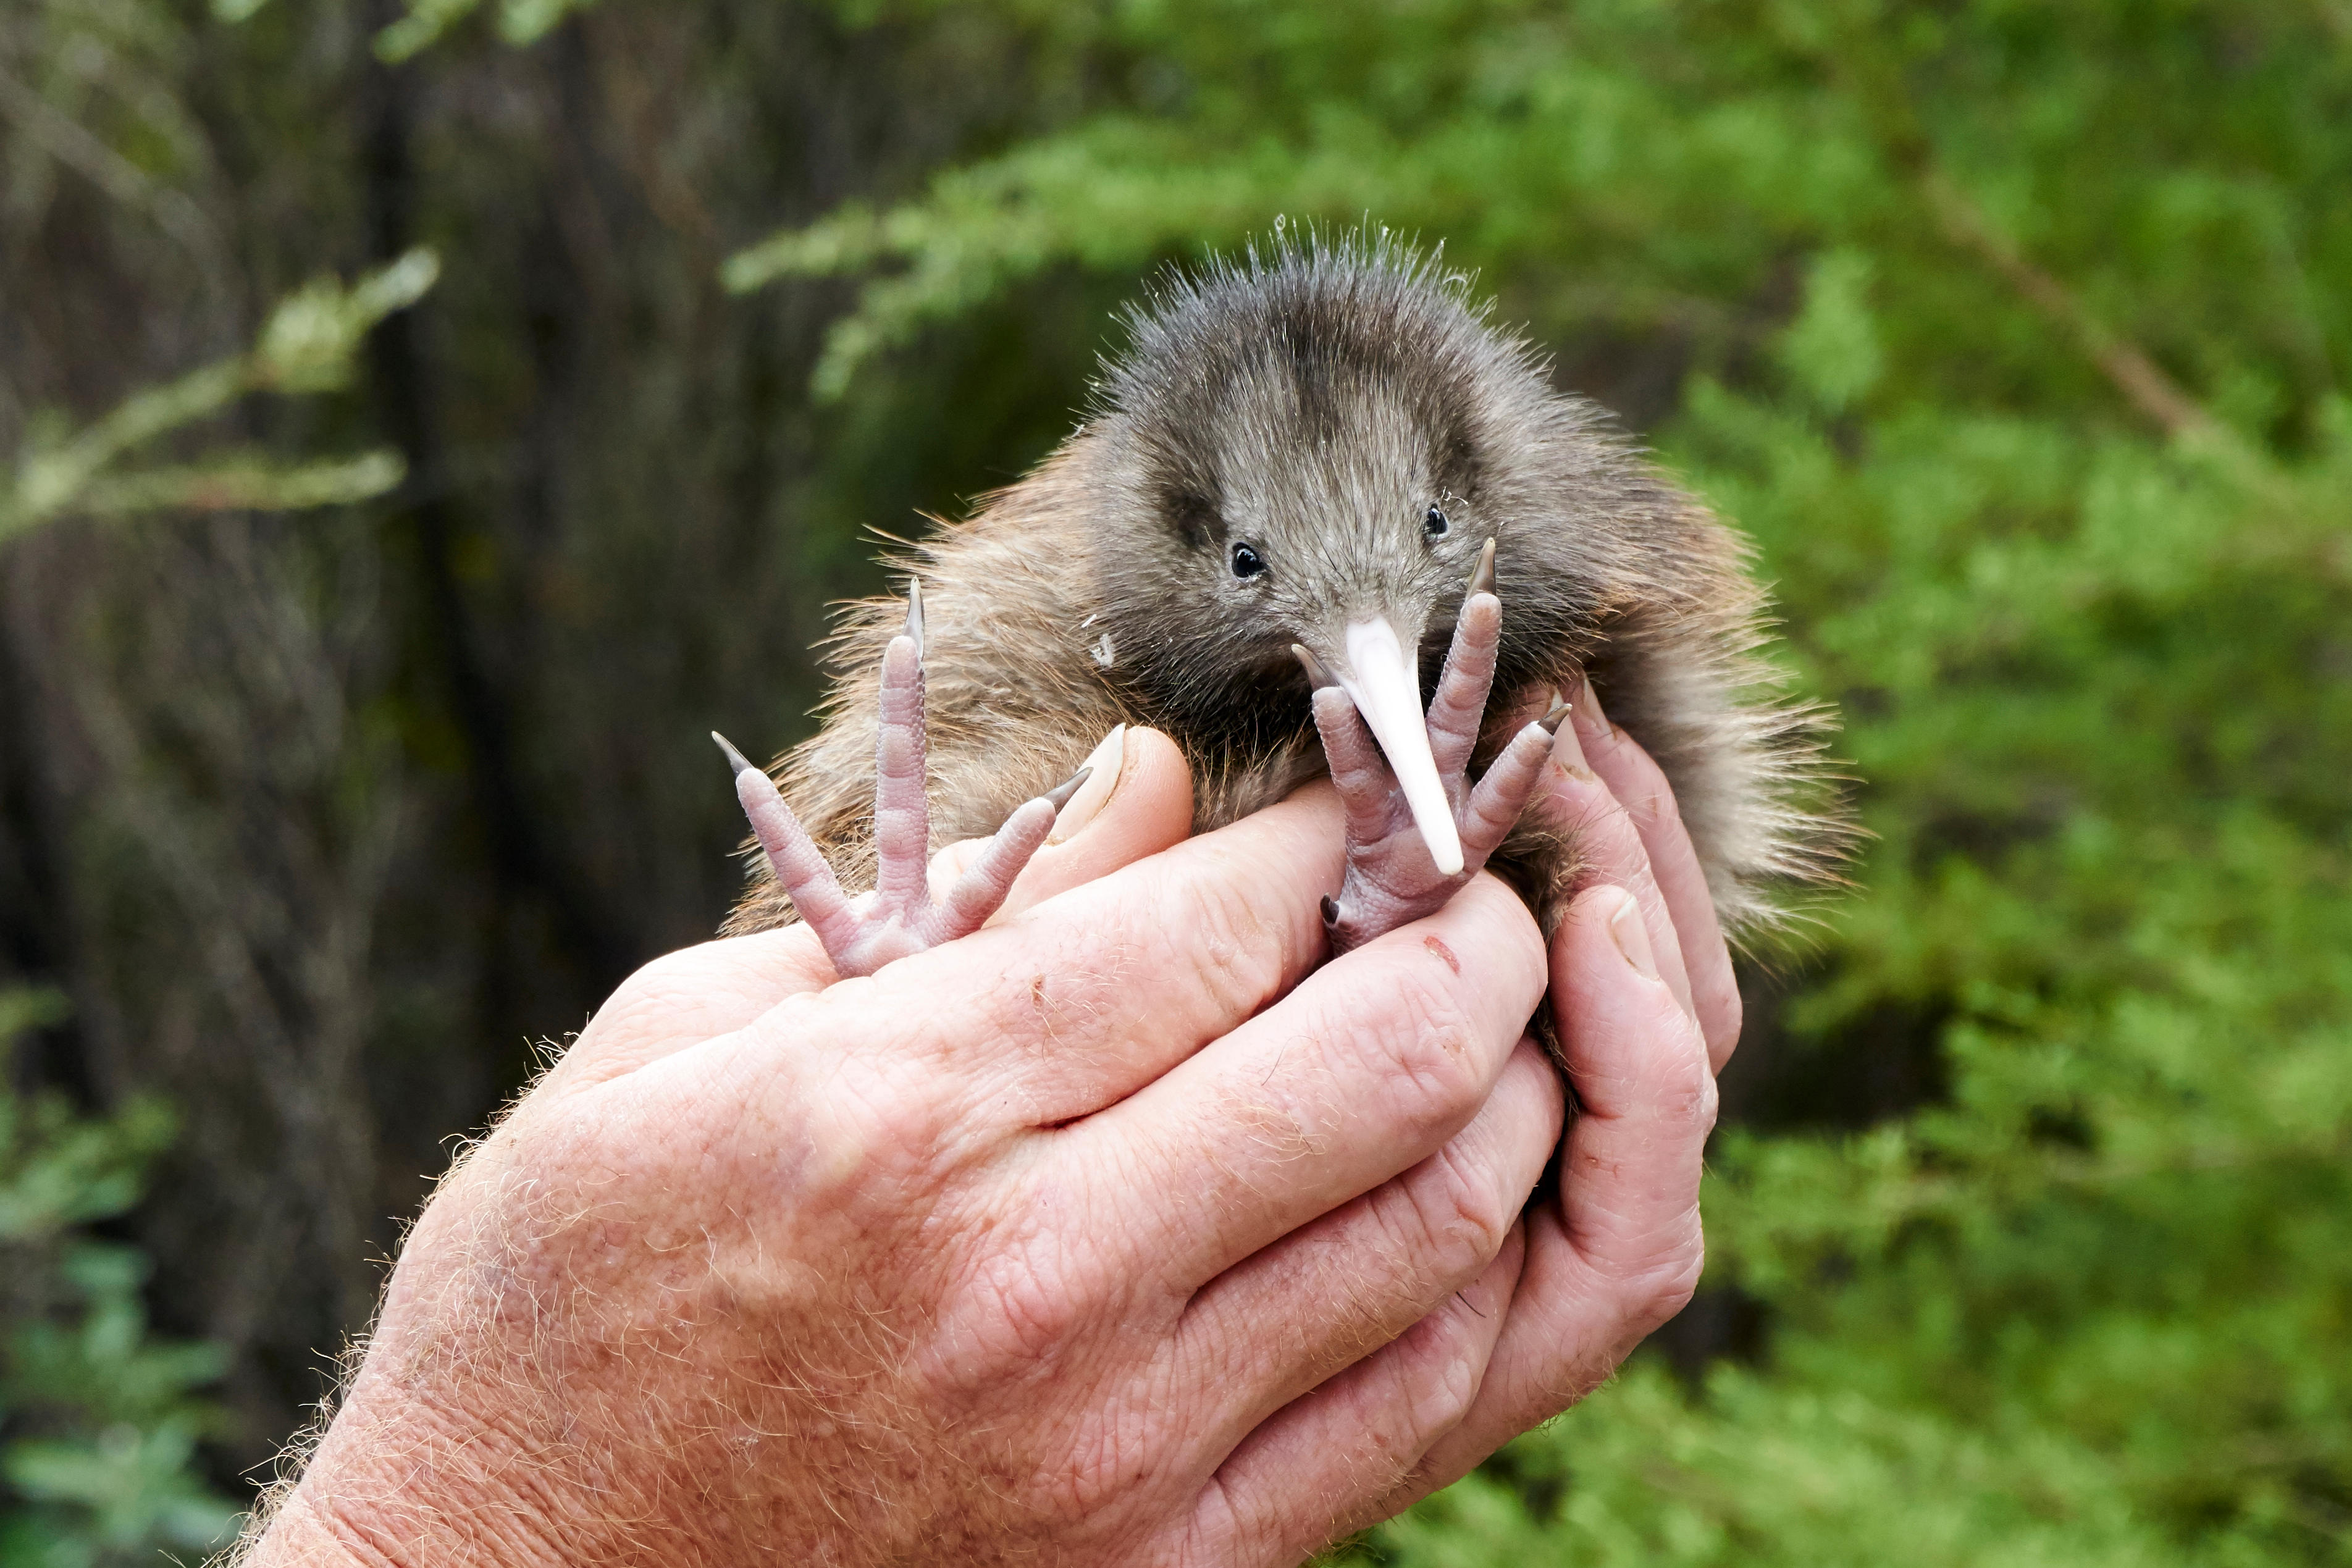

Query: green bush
left=0, top=991, right=239, bottom=1568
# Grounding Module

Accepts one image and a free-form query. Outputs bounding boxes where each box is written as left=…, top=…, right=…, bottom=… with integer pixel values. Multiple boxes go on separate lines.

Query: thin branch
left=1920, top=170, right=2220, bottom=443
left=0, top=60, right=228, bottom=295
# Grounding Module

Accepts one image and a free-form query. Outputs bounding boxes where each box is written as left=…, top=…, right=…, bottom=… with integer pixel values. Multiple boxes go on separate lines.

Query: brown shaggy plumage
left=726, top=233, right=1847, bottom=942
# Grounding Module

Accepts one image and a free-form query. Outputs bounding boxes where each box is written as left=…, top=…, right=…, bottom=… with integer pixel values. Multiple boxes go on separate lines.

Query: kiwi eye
left=1230, top=542, right=1267, bottom=580
left=1424, top=506, right=1450, bottom=538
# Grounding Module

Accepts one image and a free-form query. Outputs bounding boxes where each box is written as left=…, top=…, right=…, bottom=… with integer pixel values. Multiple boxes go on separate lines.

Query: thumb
left=926, top=725, right=1194, bottom=921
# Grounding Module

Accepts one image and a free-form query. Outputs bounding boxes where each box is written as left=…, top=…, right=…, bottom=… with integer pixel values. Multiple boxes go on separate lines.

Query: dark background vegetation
left=2, top=1, right=2346, bottom=1562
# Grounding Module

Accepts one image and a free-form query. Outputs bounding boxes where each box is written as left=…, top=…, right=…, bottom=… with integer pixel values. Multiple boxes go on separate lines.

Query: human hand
left=1337, top=677, right=1729, bottom=1516
left=240, top=712, right=1721, bottom=1567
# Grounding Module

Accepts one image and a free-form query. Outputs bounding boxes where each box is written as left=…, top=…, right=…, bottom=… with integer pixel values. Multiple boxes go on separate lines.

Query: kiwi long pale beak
left=1337, top=616, right=1464, bottom=877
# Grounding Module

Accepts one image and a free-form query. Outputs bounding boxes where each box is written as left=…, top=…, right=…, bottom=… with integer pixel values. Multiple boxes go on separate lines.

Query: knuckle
left=1633, top=1012, right=1721, bottom=1138
left=1354, top=965, right=1488, bottom=1139
left=1624, top=768, right=1683, bottom=833
left=1584, top=1204, right=1707, bottom=1332
left=954, top=1226, right=1090, bottom=1373
left=1169, top=1482, right=1243, bottom=1568
left=1399, top=1143, right=1514, bottom=1285
left=1398, top=1307, right=1487, bottom=1439
left=1621, top=1233, right=1707, bottom=1331
left=1676, top=1049, right=1722, bottom=1136
left=1706, top=991, right=1745, bottom=1061
left=1159, top=862, right=1291, bottom=1018
left=590, top=948, right=707, bottom=1029
left=1062, top=1390, right=1158, bottom=1516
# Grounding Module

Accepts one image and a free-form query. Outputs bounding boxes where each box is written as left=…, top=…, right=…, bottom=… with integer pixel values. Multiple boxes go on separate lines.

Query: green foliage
left=742, top=1, right=2352, bottom=1561
left=362, top=0, right=600, bottom=62
left=0, top=249, right=437, bottom=543
left=0, top=992, right=238, bottom=1567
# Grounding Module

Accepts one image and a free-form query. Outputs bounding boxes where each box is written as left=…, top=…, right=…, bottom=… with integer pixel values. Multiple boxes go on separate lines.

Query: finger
left=923, top=726, right=1194, bottom=921
left=1072, top=873, right=1546, bottom=1293
left=1175, top=1225, right=1524, bottom=1567
left=739, top=784, right=1352, bottom=1123
left=1568, top=674, right=1742, bottom=1067
left=553, top=925, right=838, bottom=1092
left=1172, top=1041, right=1560, bottom=1446
left=1531, top=708, right=1697, bottom=1024
left=1405, top=884, right=1714, bottom=1488
left=1551, top=885, right=1713, bottom=1281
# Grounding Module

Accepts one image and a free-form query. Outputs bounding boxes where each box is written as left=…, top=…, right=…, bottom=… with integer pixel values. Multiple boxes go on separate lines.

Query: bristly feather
left=725, top=225, right=1854, bottom=943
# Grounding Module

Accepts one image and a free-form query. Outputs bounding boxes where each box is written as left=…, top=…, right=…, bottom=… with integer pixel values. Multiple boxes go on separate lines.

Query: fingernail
left=1571, top=673, right=1613, bottom=739
left=1548, top=690, right=1597, bottom=780
left=1047, top=723, right=1127, bottom=843
left=1606, top=888, right=1659, bottom=980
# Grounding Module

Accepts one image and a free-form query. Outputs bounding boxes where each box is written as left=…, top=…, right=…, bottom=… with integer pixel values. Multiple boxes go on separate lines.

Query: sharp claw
left=1293, top=644, right=1340, bottom=690
left=712, top=731, right=757, bottom=777
left=1461, top=713, right=1559, bottom=865
left=1537, top=700, right=1571, bottom=736
left=905, top=579, right=926, bottom=655
left=718, top=731, right=861, bottom=955
left=1039, top=764, right=1093, bottom=813
left=1468, top=537, right=1497, bottom=599
left=1321, top=894, right=1342, bottom=928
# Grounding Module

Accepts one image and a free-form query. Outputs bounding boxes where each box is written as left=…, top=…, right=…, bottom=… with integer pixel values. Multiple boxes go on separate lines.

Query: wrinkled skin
left=243, top=699, right=1734, bottom=1568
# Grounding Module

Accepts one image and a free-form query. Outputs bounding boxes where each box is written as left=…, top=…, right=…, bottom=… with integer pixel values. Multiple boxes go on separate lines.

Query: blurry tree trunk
left=0, top=0, right=1055, bottom=1481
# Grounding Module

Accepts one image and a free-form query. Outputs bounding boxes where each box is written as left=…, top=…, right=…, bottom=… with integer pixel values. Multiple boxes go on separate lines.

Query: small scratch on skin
left=1422, top=934, right=1461, bottom=975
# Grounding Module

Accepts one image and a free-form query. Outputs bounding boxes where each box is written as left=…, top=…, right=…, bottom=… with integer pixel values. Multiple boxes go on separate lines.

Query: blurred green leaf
left=0, top=249, right=435, bottom=542
left=1, top=995, right=238, bottom=1564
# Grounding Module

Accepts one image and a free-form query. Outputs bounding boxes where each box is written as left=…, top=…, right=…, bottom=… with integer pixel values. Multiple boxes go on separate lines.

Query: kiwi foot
left=1303, top=545, right=1564, bottom=955
left=715, top=583, right=1088, bottom=978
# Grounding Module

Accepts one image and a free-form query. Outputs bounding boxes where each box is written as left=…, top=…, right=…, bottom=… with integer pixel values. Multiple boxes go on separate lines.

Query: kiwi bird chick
left=718, top=235, right=1842, bottom=972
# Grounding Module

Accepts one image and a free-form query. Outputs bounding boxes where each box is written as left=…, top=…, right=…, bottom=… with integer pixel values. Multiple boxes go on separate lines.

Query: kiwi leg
left=1311, top=545, right=1558, bottom=954
left=719, top=583, right=1086, bottom=977
left=712, top=731, right=863, bottom=958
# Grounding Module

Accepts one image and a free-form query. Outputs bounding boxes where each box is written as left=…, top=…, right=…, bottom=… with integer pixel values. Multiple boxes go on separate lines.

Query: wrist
left=238, top=1377, right=571, bottom=1568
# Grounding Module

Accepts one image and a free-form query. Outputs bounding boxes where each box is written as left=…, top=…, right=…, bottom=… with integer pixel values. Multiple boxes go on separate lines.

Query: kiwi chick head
left=1085, top=233, right=1675, bottom=871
